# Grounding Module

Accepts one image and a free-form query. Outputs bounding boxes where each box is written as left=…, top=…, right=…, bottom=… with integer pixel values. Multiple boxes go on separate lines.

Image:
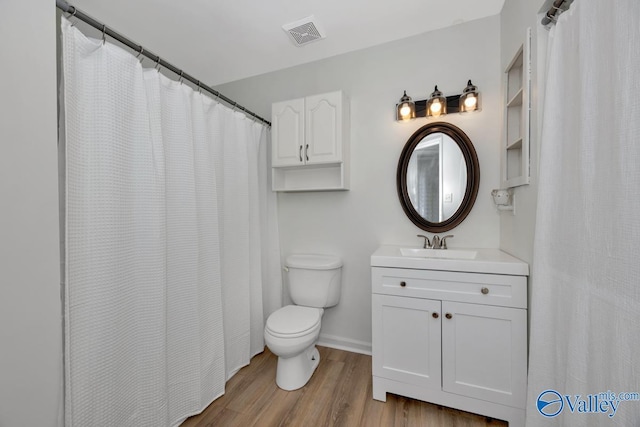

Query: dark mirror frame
left=396, top=122, right=480, bottom=233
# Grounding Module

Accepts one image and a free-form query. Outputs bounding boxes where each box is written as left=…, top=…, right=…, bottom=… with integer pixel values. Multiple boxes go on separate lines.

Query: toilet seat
left=265, top=305, right=323, bottom=339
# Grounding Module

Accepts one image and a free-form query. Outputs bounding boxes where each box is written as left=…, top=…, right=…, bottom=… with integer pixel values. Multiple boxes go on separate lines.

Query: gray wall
left=0, top=1, right=63, bottom=426
left=217, top=15, right=503, bottom=352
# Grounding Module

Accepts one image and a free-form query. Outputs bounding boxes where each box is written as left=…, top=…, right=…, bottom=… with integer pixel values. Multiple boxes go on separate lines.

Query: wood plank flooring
left=181, top=346, right=508, bottom=427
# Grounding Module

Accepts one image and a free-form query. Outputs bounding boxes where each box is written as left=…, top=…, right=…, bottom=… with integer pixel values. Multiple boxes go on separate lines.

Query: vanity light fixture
left=459, top=80, right=480, bottom=113
left=396, top=90, right=416, bottom=121
left=426, top=86, right=447, bottom=117
left=395, top=80, right=481, bottom=121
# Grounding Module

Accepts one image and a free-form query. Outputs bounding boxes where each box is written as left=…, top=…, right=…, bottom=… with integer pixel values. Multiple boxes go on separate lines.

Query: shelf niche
left=502, top=29, right=531, bottom=188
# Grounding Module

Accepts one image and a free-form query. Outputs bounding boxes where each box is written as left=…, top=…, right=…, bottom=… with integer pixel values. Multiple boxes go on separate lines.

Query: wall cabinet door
left=272, top=98, right=305, bottom=166
left=441, top=301, right=527, bottom=408
left=304, top=92, right=343, bottom=165
left=372, top=294, right=442, bottom=390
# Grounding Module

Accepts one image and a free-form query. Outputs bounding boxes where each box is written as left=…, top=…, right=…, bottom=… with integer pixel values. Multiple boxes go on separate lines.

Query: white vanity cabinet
left=271, top=91, right=349, bottom=191
left=371, top=247, right=529, bottom=426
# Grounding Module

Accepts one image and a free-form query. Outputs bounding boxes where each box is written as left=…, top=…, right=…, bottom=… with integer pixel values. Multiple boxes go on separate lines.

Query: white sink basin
left=399, top=248, right=478, bottom=260
left=371, top=245, right=529, bottom=276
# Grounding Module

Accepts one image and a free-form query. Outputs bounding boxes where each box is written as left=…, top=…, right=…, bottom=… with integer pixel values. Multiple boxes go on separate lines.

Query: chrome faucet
left=417, top=234, right=454, bottom=249
left=417, top=234, right=431, bottom=249
left=434, top=235, right=454, bottom=249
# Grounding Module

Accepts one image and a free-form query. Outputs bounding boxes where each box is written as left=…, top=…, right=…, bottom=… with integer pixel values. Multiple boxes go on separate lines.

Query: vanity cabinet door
left=272, top=98, right=305, bottom=166
left=372, top=294, right=442, bottom=390
left=441, top=301, right=527, bottom=408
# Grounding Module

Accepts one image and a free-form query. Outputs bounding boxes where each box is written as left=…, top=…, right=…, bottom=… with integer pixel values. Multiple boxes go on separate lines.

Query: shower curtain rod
left=56, top=0, right=271, bottom=127
left=541, top=0, right=573, bottom=25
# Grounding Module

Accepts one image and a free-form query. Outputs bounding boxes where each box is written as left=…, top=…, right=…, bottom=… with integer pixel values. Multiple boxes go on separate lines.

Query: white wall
left=0, top=1, right=63, bottom=426
left=498, top=0, right=548, bottom=265
left=217, top=16, right=502, bottom=352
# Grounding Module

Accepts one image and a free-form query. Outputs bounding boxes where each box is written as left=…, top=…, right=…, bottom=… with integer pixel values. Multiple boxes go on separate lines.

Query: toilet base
left=275, top=345, right=320, bottom=391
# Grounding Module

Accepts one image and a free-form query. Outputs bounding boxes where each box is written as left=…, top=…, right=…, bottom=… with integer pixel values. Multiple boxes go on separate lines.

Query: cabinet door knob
left=481, top=287, right=489, bottom=295
left=299, top=145, right=303, bottom=162
left=305, top=144, right=309, bottom=161
left=432, top=312, right=439, bottom=319
left=445, top=313, right=452, bottom=319
left=400, top=281, right=407, bottom=287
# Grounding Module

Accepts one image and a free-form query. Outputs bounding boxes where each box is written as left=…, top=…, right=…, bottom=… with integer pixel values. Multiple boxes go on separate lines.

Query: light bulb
left=430, top=100, right=442, bottom=114
left=464, top=95, right=477, bottom=109
left=400, top=103, right=411, bottom=118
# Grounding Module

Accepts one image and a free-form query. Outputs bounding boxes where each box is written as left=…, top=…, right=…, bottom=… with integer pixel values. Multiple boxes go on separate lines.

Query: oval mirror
left=397, top=122, right=479, bottom=233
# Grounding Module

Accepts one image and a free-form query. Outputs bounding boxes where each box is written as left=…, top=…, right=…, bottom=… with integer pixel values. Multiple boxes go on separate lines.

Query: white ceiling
left=69, top=0, right=505, bottom=85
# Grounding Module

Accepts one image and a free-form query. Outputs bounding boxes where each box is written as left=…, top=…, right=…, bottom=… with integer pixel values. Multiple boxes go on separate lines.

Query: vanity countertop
left=371, top=245, right=529, bottom=276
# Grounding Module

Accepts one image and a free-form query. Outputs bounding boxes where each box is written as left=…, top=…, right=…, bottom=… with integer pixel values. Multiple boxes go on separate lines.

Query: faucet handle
left=417, top=234, right=431, bottom=249
left=441, top=235, right=454, bottom=249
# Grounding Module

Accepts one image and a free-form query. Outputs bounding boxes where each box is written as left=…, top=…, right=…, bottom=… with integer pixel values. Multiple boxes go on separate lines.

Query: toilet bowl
left=264, top=254, right=342, bottom=391
left=264, top=305, right=323, bottom=391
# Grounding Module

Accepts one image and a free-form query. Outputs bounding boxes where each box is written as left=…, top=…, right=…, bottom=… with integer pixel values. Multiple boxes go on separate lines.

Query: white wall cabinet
left=271, top=90, right=349, bottom=191
left=372, top=267, right=528, bottom=426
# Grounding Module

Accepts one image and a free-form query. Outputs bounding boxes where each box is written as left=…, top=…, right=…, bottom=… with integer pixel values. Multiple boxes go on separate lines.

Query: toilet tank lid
left=286, top=254, right=342, bottom=270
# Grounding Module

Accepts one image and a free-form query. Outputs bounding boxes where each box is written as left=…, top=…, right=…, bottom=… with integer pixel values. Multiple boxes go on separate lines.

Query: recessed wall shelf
left=506, top=88, right=523, bottom=108
left=502, top=28, right=531, bottom=188
left=506, top=138, right=523, bottom=150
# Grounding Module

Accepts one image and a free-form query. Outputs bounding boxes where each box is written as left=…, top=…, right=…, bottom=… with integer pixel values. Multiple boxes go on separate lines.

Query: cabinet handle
left=432, top=312, right=439, bottom=319
left=305, top=144, right=309, bottom=161
left=445, top=313, right=452, bottom=319
left=400, top=281, right=407, bottom=287
left=481, top=287, right=490, bottom=295
left=299, top=145, right=303, bottom=162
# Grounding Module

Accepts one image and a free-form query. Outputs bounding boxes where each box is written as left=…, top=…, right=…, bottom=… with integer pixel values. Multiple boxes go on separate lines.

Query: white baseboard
left=317, top=333, right=372, bottom=355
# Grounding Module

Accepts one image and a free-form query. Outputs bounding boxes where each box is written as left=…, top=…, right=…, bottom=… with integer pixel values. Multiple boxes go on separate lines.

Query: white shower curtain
left=526, top=1, right=640, bottom=425
left=61, top=17, right=281, bottom=427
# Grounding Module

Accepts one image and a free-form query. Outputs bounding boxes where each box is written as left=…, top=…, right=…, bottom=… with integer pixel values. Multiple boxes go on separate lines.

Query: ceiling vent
left=282, top=15, right=326, bottom=47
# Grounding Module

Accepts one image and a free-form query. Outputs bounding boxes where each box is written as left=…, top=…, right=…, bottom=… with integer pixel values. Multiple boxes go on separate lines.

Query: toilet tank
left=286, top=254, right=343, bottom=308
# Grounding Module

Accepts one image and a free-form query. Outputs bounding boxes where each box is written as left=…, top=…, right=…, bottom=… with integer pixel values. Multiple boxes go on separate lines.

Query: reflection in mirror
left=397, top=122, right=479, bottom=233
left=406, top=133, right=467, bottom=223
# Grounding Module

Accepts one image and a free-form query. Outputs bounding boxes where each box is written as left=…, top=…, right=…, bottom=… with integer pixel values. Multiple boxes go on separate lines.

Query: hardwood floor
left=181, top=346, right=508, bottom=427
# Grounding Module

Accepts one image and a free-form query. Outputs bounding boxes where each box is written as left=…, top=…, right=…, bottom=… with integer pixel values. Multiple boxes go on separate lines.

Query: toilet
left=264, top=254, right=343, bottom=391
